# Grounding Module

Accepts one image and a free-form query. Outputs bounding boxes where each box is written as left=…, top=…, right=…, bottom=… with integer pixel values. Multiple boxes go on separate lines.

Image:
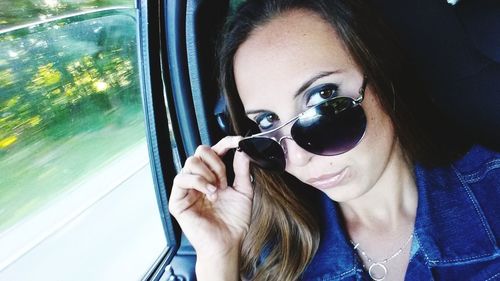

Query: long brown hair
left=217, top=0, right=468, bottom=279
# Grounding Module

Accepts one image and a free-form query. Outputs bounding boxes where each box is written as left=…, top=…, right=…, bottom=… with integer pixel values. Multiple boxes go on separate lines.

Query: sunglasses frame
left=239, top=77, right=368, bottom=154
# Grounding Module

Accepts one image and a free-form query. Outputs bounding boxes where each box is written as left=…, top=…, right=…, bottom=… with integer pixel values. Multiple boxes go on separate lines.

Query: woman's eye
left=306, top=85, right=338, bottom=107
left=256, top=113, right=279, bottom=130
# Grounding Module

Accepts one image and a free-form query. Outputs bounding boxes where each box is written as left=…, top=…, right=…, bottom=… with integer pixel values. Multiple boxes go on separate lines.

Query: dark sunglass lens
left=291, top=98, right=366, bottom=155
left=242, top=117, right=261, bottom=136
left=238, top=137, right=286, bottom=172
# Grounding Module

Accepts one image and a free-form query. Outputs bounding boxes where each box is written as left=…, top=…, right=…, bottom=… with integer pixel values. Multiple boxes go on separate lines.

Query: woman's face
left=233, top=9, right=397, bottom=202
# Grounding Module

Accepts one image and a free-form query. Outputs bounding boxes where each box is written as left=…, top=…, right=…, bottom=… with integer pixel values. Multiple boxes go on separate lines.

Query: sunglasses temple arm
left=355, top=77, right=368, bottom=104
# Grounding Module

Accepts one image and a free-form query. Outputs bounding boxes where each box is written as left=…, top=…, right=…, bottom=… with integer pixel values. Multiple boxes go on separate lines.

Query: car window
left=0, top=2, right=168, bottom=280
left=0, top=0, right=132, bottom=29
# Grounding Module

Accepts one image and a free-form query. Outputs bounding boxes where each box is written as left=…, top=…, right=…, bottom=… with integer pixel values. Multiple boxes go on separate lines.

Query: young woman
left=168, top=0, right=500, bottom=280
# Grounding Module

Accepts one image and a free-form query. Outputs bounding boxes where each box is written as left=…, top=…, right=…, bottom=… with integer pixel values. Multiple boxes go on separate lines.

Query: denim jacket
left=301, top=146, right=500, bottom=280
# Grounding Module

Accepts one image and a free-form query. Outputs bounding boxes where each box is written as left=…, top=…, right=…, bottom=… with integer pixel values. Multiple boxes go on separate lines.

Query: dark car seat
left=369, top=0, right=500, bottom=149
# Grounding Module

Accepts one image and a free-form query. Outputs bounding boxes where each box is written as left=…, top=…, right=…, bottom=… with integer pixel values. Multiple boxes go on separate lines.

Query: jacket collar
left=413, top=163, right=497, bottom=265
left=301, top=193, right=361, bottom=280
left=302, top=160, right=497, bottom=279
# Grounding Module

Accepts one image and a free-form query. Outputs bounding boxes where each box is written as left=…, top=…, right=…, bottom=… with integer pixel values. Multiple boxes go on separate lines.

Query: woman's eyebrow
left=245, top=109, right=270, bottom=116
left=294, top=70, right=342, bottom=98
left=246, top=109, right=261, bottom=115
left=245, top=70, right=341, bottom=115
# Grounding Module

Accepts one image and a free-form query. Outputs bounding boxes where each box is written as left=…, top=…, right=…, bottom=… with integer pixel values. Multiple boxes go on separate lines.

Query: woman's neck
left=339, top=144, right=418, bottom=231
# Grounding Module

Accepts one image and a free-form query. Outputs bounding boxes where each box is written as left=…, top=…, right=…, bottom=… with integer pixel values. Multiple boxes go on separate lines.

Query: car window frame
left=140, top=0, right=232, bottom=280
left=136, top=0, right=186, bottom=279
left=0, top=3, right=173, bottom=280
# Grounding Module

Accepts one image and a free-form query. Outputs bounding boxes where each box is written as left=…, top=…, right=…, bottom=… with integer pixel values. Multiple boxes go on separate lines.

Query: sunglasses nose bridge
left=278, top=135, right=292, bottom=155
left=279, top=135, right=314, bottom=167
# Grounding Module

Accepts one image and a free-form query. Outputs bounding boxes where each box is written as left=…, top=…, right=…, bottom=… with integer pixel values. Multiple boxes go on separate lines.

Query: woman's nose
left=280, top=137, right=313, bottom=167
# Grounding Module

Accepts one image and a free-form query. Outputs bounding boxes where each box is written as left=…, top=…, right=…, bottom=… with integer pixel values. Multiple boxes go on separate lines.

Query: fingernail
left=209, top=192, right=218, bottom=201
left=207, top=184, right=217, bottom=194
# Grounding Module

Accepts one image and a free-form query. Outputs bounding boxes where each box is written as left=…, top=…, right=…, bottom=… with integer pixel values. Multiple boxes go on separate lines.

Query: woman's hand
left=169, top=136, right=254, bottom=261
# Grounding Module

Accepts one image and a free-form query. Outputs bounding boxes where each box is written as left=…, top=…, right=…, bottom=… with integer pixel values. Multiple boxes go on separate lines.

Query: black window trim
left=140, top=0, right=231, bottom=279
left=137, top=0, right=184, bottom=279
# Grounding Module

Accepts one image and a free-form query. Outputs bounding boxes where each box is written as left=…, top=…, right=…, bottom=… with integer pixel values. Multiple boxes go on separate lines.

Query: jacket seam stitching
left=453, top=165, right=497, bottom=247
left=318, top=266, right=356, bottom=281
left=336, top=265, right=356, bottom=280
left=413, top=233, right=432, bottom=266
left=461, top=159, right=500, bottom=183
left=485, top=272, right=500, bottom=281
left=428, top=253, right=491, bottom=263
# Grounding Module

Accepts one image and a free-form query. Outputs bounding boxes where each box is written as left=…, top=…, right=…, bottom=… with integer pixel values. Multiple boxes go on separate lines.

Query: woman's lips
left=306, top=168, right=348, bottom=189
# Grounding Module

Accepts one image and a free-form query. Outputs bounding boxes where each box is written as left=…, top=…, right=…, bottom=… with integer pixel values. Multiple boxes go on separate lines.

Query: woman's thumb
left=232, top=149, right=253, bottom=198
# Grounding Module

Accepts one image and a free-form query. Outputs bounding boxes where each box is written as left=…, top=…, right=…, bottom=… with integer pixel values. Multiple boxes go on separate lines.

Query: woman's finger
left=169, top=188, right=204, bottom=217
left=170, top=174, right=218, bottom=203
left=184, top=155, right=218, bottom=184
left=232, top=149, right=253, bottom=198
left=211, top=136, right=242, bottom=156
left=194, top=145, right=228, bottom=189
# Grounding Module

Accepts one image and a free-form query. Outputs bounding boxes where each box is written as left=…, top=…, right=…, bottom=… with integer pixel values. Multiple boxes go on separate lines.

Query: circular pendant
left=368, top=263, right=387, bottom=281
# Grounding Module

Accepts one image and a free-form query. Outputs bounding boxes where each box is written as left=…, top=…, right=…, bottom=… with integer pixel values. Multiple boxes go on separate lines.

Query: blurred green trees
left=0, top=0, right=133, bottom=28
left=0, top=8, right=140, bottom=153
left=0, top=3, right=146, bottom=230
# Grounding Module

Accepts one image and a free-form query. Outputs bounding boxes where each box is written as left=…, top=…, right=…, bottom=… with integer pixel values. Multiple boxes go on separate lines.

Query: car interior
left=0, top=0, right=497, bottom=280
left=146, top=0, right=499, bottom=280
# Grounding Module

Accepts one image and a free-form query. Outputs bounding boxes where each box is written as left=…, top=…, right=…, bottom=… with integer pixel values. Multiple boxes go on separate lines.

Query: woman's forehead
left=234, top=9, right=348, bottom=65
left=233, top=9, right=355, bottom=106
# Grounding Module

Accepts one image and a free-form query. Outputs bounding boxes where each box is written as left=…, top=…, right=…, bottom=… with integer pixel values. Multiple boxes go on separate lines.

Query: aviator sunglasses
left=237, top=77, right=368, bottom=172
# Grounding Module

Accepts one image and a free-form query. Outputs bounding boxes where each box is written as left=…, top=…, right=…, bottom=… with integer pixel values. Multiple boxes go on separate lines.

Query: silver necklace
left=351, top=233, right=413, bottom=281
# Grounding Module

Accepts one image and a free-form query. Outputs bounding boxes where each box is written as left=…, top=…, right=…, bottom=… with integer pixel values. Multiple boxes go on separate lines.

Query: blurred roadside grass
left=0, top=109, right=146, bottom=232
